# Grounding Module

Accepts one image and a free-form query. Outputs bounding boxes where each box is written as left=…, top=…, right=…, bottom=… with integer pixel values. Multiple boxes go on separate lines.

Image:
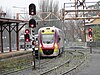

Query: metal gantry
left=63, top=0, right=100, bottom=42
left=63, top=0, right=100, bottom=20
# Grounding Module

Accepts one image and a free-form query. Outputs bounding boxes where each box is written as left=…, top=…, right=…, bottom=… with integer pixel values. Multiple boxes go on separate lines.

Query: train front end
left=38, top=27, right=59, bottom=57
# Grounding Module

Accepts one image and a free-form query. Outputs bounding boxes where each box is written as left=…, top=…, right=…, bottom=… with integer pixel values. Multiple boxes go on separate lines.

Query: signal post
left=29, top=3, right=36, bottom=69
left=88, top=28, right=93, bottom=53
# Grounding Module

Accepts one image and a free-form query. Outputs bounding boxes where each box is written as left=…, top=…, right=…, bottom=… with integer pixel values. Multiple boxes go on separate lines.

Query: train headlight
left=40, top=44, right=42, bottom=48
left=39, top=44, right=43, bottom=53
left=54, top=43, right=58, bottom=48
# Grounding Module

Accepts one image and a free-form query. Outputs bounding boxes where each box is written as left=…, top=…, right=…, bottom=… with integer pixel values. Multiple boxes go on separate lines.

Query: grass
left=0, top=51, right=33, bottom=74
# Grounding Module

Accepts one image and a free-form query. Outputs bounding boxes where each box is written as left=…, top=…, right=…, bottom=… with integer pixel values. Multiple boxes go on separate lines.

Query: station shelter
left=0, top=18, right=27, bottom=53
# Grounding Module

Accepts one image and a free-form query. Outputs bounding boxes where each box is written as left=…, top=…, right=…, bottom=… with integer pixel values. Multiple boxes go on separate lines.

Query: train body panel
left=38, top=26, right=65, bottom=57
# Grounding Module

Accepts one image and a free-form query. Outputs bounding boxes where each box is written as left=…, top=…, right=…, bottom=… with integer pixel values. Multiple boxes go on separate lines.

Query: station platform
left=0, top=50, right=32, bottom=59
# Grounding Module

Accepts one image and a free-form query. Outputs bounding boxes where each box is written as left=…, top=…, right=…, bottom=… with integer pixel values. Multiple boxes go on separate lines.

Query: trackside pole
left=90, top=39, right=92, bottom=53
left=31, top=30, right=36, bottom=70
left=38, top=36, right=40, bottom=69
left=24, top=42, right=26, bottom=51
left=32, top=45, right=36, bottom=69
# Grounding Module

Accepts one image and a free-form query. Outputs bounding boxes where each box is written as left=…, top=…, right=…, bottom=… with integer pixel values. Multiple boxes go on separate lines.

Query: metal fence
left=65, top=42, right=100, bottom=48
left=87, top=42, right=100, bottom=47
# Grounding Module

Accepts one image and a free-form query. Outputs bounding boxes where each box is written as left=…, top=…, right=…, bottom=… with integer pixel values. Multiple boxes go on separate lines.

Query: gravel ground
left=75, top=48, right=100, bottom=75
left=4, top=50, right=85, bottom=75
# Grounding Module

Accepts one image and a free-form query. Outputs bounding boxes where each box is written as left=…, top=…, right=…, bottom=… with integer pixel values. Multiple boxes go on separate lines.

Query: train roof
left=38, top=26, right=62, bottom=31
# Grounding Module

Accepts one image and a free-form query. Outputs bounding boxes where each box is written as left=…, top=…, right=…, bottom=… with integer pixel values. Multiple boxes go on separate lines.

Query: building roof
left=0, top=18, right=28, bottom=24
left=86, top=18, right=100, bottom=25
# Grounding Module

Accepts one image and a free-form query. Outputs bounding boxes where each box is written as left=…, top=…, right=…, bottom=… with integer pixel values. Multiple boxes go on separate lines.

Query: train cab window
left=42, top=34, right=54, bottom=44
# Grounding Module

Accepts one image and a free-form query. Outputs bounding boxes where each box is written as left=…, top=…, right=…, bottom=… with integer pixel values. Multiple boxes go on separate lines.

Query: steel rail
left=62, top=51, right=86, bottom=75
left=40, top=51, right=85, bottom=75
left=40, top=59, right=71, bottom=75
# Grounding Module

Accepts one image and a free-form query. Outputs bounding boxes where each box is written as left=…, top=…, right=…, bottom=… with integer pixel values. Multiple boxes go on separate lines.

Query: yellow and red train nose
left=39, top=43, right=59, bottom=56
left=42, top=49, right=54, bottom=55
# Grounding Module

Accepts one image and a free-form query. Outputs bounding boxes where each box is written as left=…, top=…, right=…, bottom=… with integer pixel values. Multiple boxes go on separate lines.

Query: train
left=38, top=26, right=65, bottom=57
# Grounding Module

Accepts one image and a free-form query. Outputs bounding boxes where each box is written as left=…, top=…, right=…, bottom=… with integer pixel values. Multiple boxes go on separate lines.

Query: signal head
left=25, top=29, right=30, bottom=34
left=29, top=3, right=36, bottom=15
left=29, top=19, right=36, bottom=28
left=24, top=34, right=30, bottom=42
left=88, top=28, right=92, bottom=31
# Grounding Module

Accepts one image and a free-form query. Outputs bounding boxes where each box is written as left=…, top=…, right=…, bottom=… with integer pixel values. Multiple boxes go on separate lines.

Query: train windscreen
left=42, top=34, right=54, bottom=44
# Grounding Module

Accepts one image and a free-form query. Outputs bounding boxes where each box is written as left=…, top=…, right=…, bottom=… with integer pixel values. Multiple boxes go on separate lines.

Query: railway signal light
left=24, top=29, right=30, bottom=42
left=88, top=31, right=92, bottom=38
left=88, top=28, right=92, bottom=38
left=25, top=29, right=30, bottom=34
left=29, top=3, right=36, bottom=15
left=24, top=34, right=30, bottom=42
left=29, top=19, right=36, bottom=28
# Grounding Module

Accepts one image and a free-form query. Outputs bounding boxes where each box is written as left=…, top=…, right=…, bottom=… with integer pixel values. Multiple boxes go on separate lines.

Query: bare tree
left=64, top=12, right=83, bottom=42
left=5, top=8, right=12, bottom=18
left=0, top=6, right=6, bottom=18
left=38, top=0, right=60, bottom=27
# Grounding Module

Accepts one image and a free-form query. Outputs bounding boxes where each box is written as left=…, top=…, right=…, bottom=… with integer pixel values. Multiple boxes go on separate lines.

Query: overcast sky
left=0, top=0, right=100, bottom=10
left=0, top=0, right=100, bottom=18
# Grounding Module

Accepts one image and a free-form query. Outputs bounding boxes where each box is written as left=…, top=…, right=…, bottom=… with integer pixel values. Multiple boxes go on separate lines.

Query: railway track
left=40, top=50, right=86, bottom=75
left=2, top=49, right=87, bottom=75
